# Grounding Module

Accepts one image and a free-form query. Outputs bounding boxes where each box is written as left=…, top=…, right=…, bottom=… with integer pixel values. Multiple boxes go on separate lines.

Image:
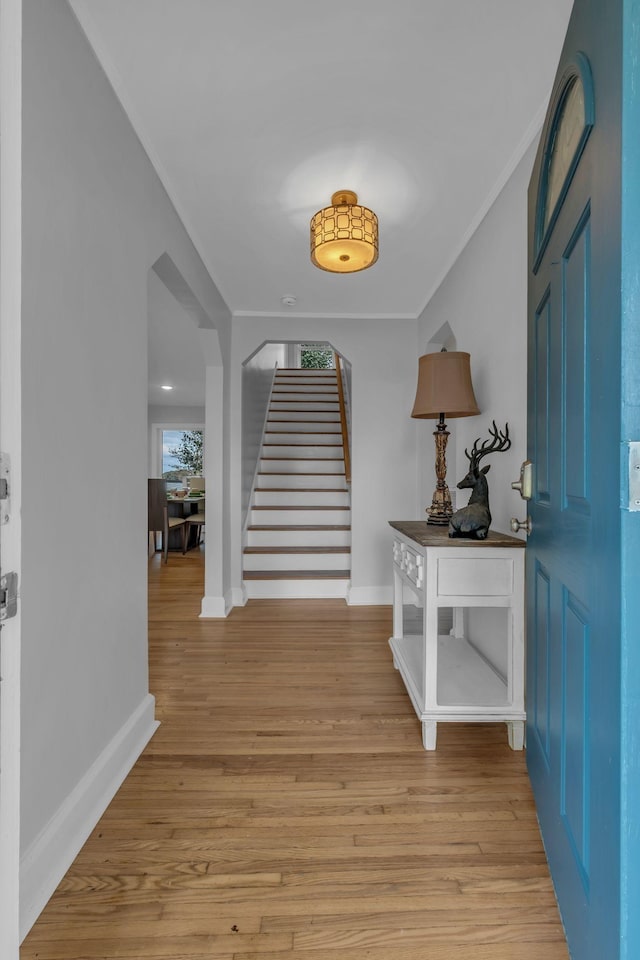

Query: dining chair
left=184, top=502, right=205, bottom=552
left=148, top=478, right=187, bottom=562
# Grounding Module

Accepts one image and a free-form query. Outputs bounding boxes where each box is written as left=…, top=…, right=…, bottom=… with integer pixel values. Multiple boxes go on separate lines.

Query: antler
left=464, top=421, right=511, bottom=467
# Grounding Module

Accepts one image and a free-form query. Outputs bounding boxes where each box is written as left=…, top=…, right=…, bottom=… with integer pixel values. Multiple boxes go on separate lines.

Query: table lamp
left=411, top=349, right=480, bottom=525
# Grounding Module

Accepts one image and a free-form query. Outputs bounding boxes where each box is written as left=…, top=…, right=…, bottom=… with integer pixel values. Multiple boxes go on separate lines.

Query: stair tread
left=255, top=486, right=347, bottom=492
left=243, top=569, right=350, bottom=580
left=261, top=457, right=344, bottom=461
left=262, top=442, right=342, bottom=447
left=252, top=505, right=349, bottom=511
left=248, top=524, right=350, bottom=530
left=244, top=546, right=350, bottom=555
left=257, top=485, right=346, bottom=491
left=258, top=470, right=342, bottom=474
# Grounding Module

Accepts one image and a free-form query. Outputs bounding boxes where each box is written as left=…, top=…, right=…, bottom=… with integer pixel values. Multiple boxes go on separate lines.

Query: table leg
left=422, top=720, right=437, bottom=750
left=507, top=720, right=525, bottom=750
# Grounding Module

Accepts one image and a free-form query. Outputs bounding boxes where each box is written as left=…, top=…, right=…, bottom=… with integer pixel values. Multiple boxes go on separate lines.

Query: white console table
left=388, top=521, right=526, bottom=750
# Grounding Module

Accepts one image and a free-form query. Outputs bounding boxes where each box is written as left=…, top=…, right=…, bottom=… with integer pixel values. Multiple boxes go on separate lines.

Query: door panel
left=562, top=211, right=590, bottom=511
left=527, top=9, right=624, bottom=958
left=528, top=137, right=599, bottom=960
left=532, top=561, right=551, bottom=763
left=561, top=588, right=589, bottom=886
left=534, top=293, right=551, bottom=503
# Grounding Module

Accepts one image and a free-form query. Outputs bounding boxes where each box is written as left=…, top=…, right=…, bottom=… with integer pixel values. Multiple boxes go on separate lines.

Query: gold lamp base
left=427, top=418, right=453, bottom=526
left=427, top=485, right=453, bottom=525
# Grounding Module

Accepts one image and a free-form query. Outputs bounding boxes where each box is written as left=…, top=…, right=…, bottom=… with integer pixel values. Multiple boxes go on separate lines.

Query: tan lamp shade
left=411, top=351, right=480, bottom=419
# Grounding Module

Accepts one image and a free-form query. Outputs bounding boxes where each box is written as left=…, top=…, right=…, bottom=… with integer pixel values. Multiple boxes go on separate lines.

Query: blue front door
left=527, top=2, right=640, bottom=958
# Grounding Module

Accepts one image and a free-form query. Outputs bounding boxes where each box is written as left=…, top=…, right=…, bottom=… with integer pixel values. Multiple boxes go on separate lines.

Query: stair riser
left=253, top=489, right=349, bottom=505
left=251, top=508, right=349, bottom=525
left=273, top=377, right=338, bottom=394
left=265, top=421, right=340, bottom=433
left=264, top=432, right=342, bottom=444
left=257, top=473, right=346, bottom=490
left=269, top=402, right=339, bottom=413
left=244, top=580, right=349, bottom=599
left=268, top=411, right=340, bottom=422
left=260, top=459, right=344, bottom=474
left=261, top=445, right=343, bottom=459
left=275, top=370, right=336, bottom=378
left=256, top=476, right=346, bottom=492
left=272, top=390, right=338, bottom=401
left=243, top=552, right=351, bottom=571
left=247, top=529, right=351, bottom=547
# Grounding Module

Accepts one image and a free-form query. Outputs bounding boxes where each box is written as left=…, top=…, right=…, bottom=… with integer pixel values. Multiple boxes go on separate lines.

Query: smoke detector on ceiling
left=281, top=295, right=297, bottom=307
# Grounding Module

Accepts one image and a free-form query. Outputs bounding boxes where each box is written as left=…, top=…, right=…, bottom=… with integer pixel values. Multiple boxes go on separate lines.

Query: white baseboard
left=200, top=588, right=246, bottom=616
left=347, top=585, right=393, bottom=605
left=19, top=694, right=159, bottom=942
left=199, top=594, right=229, bottom=618
left=230, top=586, right=247, bottom=608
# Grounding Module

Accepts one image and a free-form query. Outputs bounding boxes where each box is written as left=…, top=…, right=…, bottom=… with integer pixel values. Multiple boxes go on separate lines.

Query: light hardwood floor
left=21, top=547, right=569, bottom=959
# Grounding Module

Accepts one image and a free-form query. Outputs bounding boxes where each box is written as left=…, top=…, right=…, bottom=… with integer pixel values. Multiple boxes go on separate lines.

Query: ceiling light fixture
left=161, top=384, right=173, bottom=391
left=310, top=190, right=378, bottom=273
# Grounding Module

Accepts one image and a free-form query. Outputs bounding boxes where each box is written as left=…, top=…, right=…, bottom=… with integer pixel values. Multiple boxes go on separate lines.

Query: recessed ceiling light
left=161, top=384, right=173, bottom=391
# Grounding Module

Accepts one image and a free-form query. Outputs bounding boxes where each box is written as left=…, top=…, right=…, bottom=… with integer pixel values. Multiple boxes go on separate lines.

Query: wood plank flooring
left=21, top=548, right=569, bottom=959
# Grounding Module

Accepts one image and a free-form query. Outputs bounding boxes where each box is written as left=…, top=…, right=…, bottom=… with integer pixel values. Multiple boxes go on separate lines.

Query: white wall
left=232, top=318, right=419, bottom=604
left=149, top=404, right=206, bottom=424
left=417, top=142, right=536, bottom=672
left=20, top=0, right=231, bottom=936
left=417, top=141, right=537, bottom=538
left=241, top=342, right=286, bottom=526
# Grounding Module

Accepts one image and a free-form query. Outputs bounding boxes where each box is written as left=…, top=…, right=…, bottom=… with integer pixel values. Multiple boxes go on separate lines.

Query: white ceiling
left=69, top=1, right=574, bottom=407
left=70, top=0, right=573, bottom=326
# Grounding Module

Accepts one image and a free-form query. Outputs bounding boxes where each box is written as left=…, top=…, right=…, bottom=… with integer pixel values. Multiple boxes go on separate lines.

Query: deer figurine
left=448, top=421, right=511, bottom=540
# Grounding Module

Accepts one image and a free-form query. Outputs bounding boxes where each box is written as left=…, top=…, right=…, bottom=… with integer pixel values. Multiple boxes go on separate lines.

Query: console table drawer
left=437, top=557, right=513, bottom=597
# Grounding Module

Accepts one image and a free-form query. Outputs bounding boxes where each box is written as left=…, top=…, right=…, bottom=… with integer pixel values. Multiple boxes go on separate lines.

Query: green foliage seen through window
left=300, top=348, right=333, bottom=369
left=168, top=430, right=203, bottom=476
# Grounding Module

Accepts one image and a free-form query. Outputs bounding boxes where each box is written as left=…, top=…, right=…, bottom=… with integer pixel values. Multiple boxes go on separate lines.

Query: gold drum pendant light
left=310, top=190, right=378, bottom=273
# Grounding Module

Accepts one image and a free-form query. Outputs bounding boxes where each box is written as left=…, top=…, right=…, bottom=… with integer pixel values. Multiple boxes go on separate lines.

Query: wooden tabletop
left=389, top=520, right=526, bottom=548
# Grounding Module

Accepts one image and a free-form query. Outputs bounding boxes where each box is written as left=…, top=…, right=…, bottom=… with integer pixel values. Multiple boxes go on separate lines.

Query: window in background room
left=296, top=342, right=335, bottom=369
left=161, top=428, right=204, bottom=490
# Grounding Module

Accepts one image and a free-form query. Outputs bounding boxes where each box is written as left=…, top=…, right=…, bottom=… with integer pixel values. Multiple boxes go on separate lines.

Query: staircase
left=243, top=367, right=351, bottom=598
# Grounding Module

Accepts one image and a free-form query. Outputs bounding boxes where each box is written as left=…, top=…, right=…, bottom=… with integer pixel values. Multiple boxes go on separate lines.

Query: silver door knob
left=511, top=460, right=533, bottom=500
left=510, top=516, right=532, bottom=535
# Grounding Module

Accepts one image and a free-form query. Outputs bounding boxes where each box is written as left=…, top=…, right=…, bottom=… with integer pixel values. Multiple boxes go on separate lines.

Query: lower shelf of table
left=389, top=633, right=525, bottom=749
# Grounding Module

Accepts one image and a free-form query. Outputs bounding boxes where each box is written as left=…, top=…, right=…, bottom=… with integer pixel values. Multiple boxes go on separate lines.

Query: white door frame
left=0, top=0, right=23, bottom=955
